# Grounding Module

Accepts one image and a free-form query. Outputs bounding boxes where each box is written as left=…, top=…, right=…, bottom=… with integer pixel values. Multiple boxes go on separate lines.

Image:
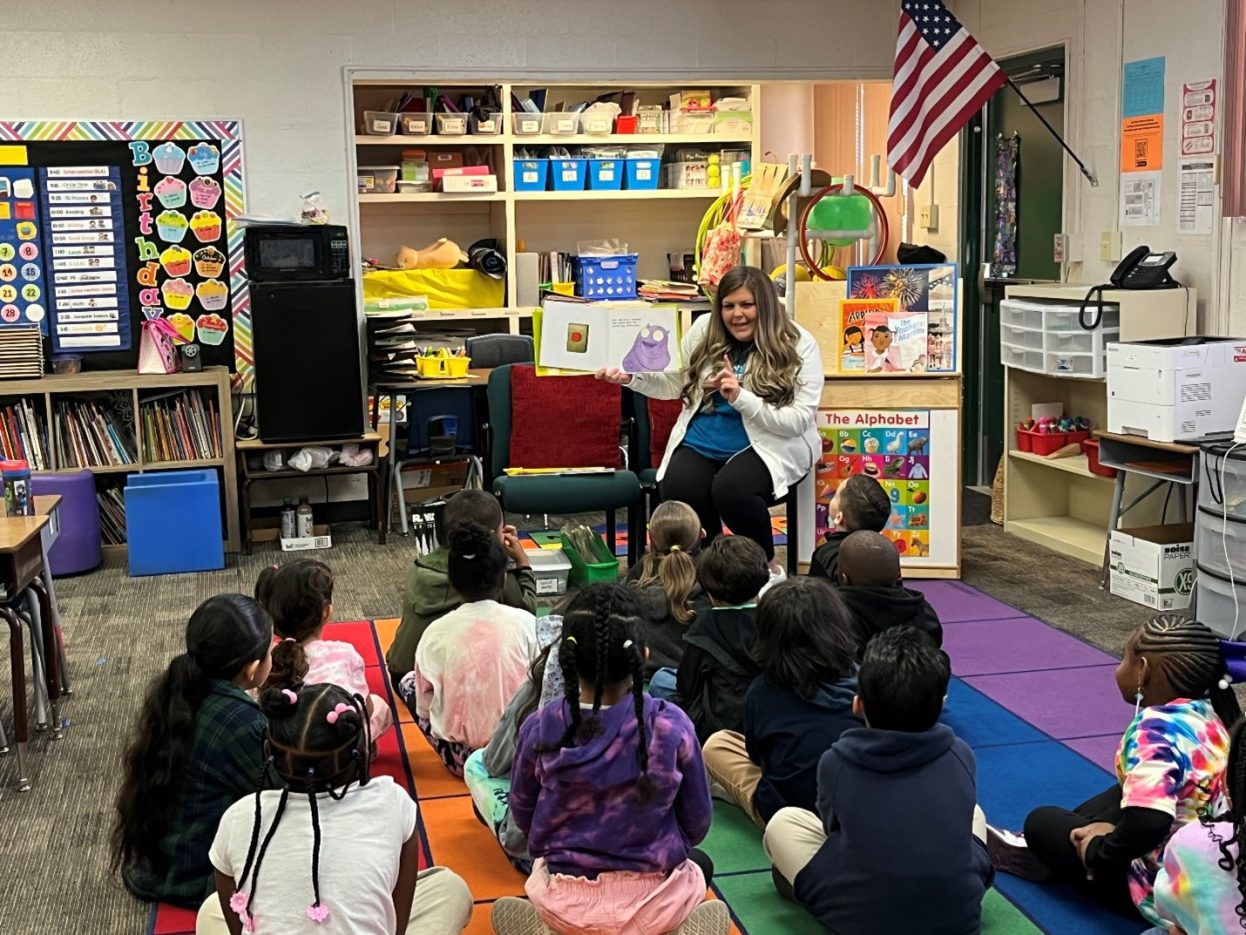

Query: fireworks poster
left=845, top=264, right=959, bottom=373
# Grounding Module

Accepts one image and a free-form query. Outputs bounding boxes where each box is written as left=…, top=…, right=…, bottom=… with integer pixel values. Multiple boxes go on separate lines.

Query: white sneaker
left=985, top=825, right=1050, bottom=882
left=491, top=896, right=553, bottom=935
left=708, top=780, right=732, bottom=803
left=672, top=901, right=730, bottom=935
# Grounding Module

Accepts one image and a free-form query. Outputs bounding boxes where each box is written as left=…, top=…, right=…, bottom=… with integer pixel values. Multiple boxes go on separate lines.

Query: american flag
left=887, top=0, right=1006, bottom=187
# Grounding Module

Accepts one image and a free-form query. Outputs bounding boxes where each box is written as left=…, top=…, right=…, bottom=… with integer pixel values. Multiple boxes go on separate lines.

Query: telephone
left=1110, top=246, right=1178, bottom=289
left=1081, top=245, right=1180, bottom=329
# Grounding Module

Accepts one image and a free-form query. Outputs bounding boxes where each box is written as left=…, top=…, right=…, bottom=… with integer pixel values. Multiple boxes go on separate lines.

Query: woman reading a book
left=596, top=265, right=823, bottom=572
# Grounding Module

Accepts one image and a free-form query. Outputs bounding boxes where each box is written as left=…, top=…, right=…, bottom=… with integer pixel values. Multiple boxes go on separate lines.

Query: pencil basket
left=560, top=531, right=620, bottom=585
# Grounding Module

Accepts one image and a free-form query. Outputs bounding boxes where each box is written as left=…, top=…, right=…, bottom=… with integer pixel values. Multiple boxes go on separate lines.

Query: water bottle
left=279, top=498, right=296, bottom=540
left=4, top=459, right=32, bottom=517
left=0, top=460, right=17, bottom=516
left=295, top=497, right=314, bottom=538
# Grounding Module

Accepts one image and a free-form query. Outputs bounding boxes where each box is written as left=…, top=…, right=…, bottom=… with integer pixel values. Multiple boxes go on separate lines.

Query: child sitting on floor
left=491, top=582, right=727, bottom=935
left=988, top=614, right=1239, bottom=926
left=702, top=577, right=860, bottom=829
left=256, top=559, right=392, bottom=741
left=765, top=626, right=993, bottom=933
left=627, top=500, right=710, bottom=686
left=808, top=475, right=892, bottom=583
left=197, top=681, right=472, bottom=934
left=111, top=595, right=273, bottom=908
left=463, top=614, right=565, bottom=873
left=836, top=530, right=942, bottom=651
left=671, top=534, right=769, bottom=742
left=387, top=488, right=536, bottom=688
left=405, top=522, right=538, bottom=776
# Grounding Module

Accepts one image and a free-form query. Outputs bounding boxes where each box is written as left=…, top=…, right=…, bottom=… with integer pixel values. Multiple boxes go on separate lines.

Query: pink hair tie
left=325, top=703, right=351, bottom=725
left=281, top=689, right=298, bottom=704
left=307, top=903, right=331, bottom=923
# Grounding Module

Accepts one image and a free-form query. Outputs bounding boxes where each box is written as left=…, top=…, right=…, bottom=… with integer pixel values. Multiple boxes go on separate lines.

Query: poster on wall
left=1119, top=57, right=1165, bottom=228
left=843, top=264, right=958, bottom=373
left=0, top=121, right=252, bottom=387
left=815, top=407, right=959, bottom=569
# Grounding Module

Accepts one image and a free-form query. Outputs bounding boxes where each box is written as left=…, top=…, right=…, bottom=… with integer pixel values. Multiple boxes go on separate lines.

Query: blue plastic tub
left=625, top=158, right=661, bottom=190
left=588, top=159, right=624, bottom=191
left=513, top=158, right=548, bottom=192
left=576, top=253, right=639, bottom=300
left=125, top=469, right=224, bottom=576
left=549, top=157, right=588, bottom=192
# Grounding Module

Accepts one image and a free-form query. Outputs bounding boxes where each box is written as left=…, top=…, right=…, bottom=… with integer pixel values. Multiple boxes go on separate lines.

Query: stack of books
left=0, top=398, right=50, bottom=469
left=53, top=398, right=137, bottom=468
left=140, top=390, right=222, bottom=463
left=97, top=486, right=126, bottom=545
left=0, top=326, right=45, bottom=379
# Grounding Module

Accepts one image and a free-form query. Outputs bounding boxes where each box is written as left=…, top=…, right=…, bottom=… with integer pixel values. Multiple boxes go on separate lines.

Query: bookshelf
left=0, top=367, right=238, bottom=553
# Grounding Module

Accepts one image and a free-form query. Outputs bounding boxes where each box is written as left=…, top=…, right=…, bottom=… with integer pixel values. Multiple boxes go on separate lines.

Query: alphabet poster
left=0, top=121, right=251, bottom=386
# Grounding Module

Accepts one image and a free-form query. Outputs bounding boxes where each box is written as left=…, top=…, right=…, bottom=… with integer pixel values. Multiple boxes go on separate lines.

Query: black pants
left=661, top=445, right=777, bottom=560
left=688, top=847, right=715, bottom=887
left=1023, top=783, right=1140, bottom=919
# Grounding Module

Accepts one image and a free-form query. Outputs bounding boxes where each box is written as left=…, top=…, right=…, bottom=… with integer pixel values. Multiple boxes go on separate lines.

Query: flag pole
left=1005, top=76, right=1098, bottom=187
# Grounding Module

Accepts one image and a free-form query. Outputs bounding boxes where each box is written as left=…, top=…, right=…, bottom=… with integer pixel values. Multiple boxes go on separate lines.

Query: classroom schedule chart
left=0, top=168, right=48, bottom=329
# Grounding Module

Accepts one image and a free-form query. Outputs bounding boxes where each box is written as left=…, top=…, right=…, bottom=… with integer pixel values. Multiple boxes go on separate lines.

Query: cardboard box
left=281, top=533, right=333, bottom=552
left=1109, top=523, right=1196, bottom=610
left=1108, top=337, right=1246, bottom=441
left=441, top=174, right=497, bottom=194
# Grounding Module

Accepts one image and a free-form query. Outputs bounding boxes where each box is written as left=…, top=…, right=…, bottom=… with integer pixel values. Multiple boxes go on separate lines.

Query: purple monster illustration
left=621, top=324, right=671, bottom=373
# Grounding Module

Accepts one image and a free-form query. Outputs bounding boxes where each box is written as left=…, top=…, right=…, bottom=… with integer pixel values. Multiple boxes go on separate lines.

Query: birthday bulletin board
left=815, top=407, right=960, bottom=570
left=0, top=121, right=252, bottom=387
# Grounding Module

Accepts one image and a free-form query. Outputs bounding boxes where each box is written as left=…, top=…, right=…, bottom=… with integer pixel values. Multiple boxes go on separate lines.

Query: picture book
left=845, top=263, right=960, bottom=373
left=837, top=298, right=899, bottom=372
left=536, top=299, right=682, bottom=374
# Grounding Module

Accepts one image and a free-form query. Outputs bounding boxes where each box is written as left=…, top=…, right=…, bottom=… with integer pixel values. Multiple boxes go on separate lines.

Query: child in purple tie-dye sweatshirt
left=491, top=582, right=728, bottom=935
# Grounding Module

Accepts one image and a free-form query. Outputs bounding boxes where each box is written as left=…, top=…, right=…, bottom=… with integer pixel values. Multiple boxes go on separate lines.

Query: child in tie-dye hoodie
left=1153, top=716, right=1246, bottom=935
left=491, top=582, right=729, bottom=935
left=988, top=615, right=1238, bottom=927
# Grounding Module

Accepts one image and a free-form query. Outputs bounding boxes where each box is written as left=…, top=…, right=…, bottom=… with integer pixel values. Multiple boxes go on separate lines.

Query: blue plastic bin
left=513, top=158, right=548, bottom=192
left=588, top=159, right=624, bottom=191
left=625, top=158, right=661, bottom=190
left=548, top=157, right=588, bottom=192
left=125, top=469, right=225, bottom=576
left=576, top=253, right=639, bottom=300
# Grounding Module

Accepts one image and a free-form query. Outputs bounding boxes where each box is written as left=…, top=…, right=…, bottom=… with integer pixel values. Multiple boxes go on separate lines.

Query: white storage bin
left=1195, top=508, right=1246, bottom=579
left=543, top=112, right=579, bottom=136
left=1044, top=305, right=1121, bottom=332
left=512, top=112, right=543, bottom=135
left=528, top=549, right=572, bottom=595
left=1194, top=565, right=1246, bottom=637
left=1000, top=299, right=1046, bottom=331
left=357, top=165, right=399, bottom=194
left=362, top=110, right=398, bottom=136
left=1002, top=343, right=1044, bottom=373
left=1201, top=443, right=1246, bottom=521
left=579, top=112, right=614, bottom=135
left=435, top=113, right=468, bottom=136
left=1045, top=351, right=1103, bottom=378
left=1047, top=329, right=1119, bottom=356
left=1001, top=324, right=1042, bottom=351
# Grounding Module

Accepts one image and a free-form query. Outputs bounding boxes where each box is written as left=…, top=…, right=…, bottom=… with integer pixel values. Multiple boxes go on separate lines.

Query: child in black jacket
left=674, top=535, right=770, bottom=743
left=764, top=626, right=992, bottom=934
left=837, top=530, right=942, bottom=652
left=808, top=475, right=892, bottom=583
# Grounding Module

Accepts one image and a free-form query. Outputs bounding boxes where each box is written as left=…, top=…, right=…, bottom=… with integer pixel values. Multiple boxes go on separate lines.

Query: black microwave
left=243, top=224, right=350, bottom=282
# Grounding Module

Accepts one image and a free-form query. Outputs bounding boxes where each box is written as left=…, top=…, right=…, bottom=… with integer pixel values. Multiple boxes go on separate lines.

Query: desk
left=1095, top=431, right=1201, bottom=586
left=370, top=370, right=492, bottom=543
left=0, top=508, right=60, bottom=790
left=235, top=434, right=383, bottom=553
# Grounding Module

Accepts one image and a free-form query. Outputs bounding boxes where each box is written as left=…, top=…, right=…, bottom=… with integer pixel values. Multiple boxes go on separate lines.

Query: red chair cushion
left=649, top=398, right=683, bottom=468
left=509, top=366, right=623, bottom=469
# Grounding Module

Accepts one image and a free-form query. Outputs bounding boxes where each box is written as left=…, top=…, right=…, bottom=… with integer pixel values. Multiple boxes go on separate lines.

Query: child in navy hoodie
left=764, top=626, right=993, bottom=934
left=837, top=530, right=942, bottom=652
left=703, top=578, right=860, bottom=829
left=808, top=475, right=892, bottom=583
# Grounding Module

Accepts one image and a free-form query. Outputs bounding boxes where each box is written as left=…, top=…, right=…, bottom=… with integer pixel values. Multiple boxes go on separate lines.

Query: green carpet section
left=981, top=888, right=1044, bottom=934
left=702, top=801, right=771, bottom=874
left=713, top=871, right=824, bottom=935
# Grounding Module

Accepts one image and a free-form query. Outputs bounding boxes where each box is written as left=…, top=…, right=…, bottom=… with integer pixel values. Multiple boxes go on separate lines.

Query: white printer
left=1107, top=337, right=1246, bottom=442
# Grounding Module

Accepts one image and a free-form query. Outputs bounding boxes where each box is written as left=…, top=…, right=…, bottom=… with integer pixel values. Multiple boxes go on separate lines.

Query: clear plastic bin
left=1195, top=508, right=1246, bottom=580
left=1193, top=564, right=1246, bottom=637
left=579, top=112, right=613, bottom=135
left=1000, top=299, right=1044, bottom=330
left=1200, top=443, right=1246, bottom=520
left=528, top=548, right=572, bottom=595
left=435, top=113, right=468, bottom=136
left=1047, top=328, right=1119, bottom=356
left=471, top=113, right=503, bottom=135
left=1001, top=324, right=1042, bottom=351
left=543, top=112, right=579, bottom=136
left=1044, top=306, right=1120, bottom=332
left=399, top=113, right=432, bottom=136
left=362, top=110, right=398, bottom=136
left=1046, top=351, right=1103, bottom=378
left=357, top=165, right=399, bottom=194
left=1001, top=342, right=1043, bottom=373
left=512, top=112, right=542, bottom=136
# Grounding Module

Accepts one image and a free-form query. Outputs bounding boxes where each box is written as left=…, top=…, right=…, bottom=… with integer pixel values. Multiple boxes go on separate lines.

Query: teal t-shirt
left=683, top=345, right=751, bottom=462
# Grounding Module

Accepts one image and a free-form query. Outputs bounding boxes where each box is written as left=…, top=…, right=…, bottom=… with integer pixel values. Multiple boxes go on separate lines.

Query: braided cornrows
left=591, top=586, right=618, bottom=717
left=1134, top=614, right=1243, bottom=727
left=1202, top=718, right=1246, bottom=929
left=626, top=633, right=656, bottom=800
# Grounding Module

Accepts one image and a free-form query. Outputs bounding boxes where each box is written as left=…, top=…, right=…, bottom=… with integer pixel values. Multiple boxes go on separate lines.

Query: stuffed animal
left=394, top=238, right=467, bottom=270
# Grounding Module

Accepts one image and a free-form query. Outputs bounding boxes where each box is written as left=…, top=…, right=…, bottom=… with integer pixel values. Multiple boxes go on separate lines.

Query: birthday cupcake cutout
left=159, top=246, right=192, bottom=277
left=197, top=313, right=229, bottom=346
left=193, top=246, right=226, bottom=278
left=187, top=142, right=220, bottom=176
left=167, top=312, right=196, bottom=342
left=152, top=142, right=185, bottom=175
left=155, top=210, right=188, bottom=243
left=196, top=279, right=229, bottom=312
left=153, top=176, right=187, bottom=209
left=188, top=177, right=221, bottom=209
left=161, top=277, right=193, bottom=311
left=189, top=210, right=221, bottom=244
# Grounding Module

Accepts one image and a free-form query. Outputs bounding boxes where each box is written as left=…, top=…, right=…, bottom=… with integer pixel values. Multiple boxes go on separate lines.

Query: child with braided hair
left=988, top=614, right=1240, bottom=926
left=196, top=679, right=472, bottom=934
left=492, top=582, right=728, bottom=935
left=1154, top=717, right=1246, bottom=934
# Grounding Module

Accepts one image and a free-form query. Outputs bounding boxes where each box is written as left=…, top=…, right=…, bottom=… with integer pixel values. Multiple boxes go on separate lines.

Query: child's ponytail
left=635, top=500, right=700, bottom=623
left=111, top=595, right=272, bottom=879
left=265, top=639, right=309, bottom=692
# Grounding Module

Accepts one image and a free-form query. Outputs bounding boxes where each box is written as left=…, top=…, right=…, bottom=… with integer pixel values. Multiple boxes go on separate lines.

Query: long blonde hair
left=681, top=265, right=802, bottom=410
left=633, top=501, right=701, bottom=624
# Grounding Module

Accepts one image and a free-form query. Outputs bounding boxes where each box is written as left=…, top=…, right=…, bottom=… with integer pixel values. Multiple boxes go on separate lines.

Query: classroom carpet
left=150, top=581, right=1150, bottom=935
